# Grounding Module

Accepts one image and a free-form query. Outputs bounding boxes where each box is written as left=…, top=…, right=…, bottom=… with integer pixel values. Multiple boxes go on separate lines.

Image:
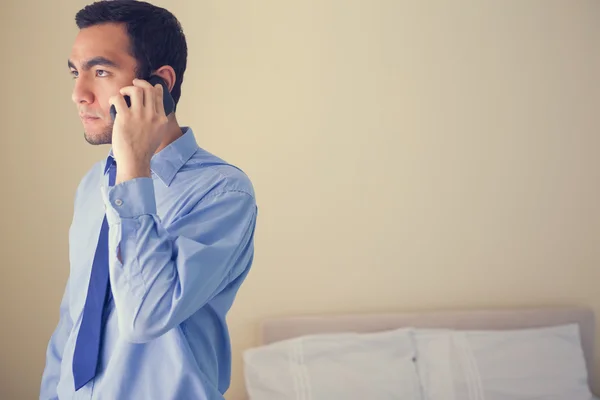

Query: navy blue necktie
left=72, top=158, right=116, bottom=390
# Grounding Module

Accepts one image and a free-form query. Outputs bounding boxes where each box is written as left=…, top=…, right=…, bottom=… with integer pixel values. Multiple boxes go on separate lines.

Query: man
left=40, top=1, right=257, bottom=399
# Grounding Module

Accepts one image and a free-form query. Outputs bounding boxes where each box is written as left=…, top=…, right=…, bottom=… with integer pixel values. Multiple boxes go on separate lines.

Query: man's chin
left=84, top=130, right=112, bottom=145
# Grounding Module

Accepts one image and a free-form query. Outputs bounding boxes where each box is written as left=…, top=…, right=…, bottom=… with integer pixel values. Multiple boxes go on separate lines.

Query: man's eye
left=96, top=70, right=109, bottom=77
left=71, top=70, right=79, bottom=79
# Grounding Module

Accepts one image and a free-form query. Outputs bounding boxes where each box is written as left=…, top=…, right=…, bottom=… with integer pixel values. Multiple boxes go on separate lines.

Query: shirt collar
left=104, top=127, right=199, bottom=186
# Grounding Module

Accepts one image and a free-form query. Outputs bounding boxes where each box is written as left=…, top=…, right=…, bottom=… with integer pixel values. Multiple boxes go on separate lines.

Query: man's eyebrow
left=67, top=56, right=120, bottom=71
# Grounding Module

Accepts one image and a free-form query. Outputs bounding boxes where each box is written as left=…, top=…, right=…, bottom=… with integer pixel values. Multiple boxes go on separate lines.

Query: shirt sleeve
left=101, top=177, right=257, bottom=343
left=39, top=277, right=72, bottom=400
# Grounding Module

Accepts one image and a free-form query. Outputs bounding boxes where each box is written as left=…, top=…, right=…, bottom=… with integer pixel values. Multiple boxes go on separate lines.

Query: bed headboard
left=259, top=306, right=597, bottom=390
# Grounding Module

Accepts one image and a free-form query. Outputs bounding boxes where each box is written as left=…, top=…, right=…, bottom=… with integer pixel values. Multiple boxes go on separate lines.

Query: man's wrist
left=116, top=163, right=151, bottom=184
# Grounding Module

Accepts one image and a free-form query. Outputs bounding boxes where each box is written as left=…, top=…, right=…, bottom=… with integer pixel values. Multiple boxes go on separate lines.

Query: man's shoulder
left=183, top=147, right=256, bottom=199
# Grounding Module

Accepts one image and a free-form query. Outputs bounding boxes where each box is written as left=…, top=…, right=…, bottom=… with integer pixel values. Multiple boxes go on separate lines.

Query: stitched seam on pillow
left=290, top=338, right=311, bottom=400
left=298, top=338, right=312, bottom=400
left=467, top=338, right=485, bottom=400
left=289, top=340, right=303, bottom=400
left=445, top=333, right=457, bottom=400
left=461, top=333, right=485, bottom=400
left=451, top=334, right=469, bottom=400
left=437, top=333, right=457, bottom=400
left=454, top=332, right=477, bottom=400
left=410, top=331, right=428, bottom=400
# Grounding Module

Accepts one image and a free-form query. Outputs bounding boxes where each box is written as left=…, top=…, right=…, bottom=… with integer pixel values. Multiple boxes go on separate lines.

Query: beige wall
left=1, top=1, right=599, bottom=399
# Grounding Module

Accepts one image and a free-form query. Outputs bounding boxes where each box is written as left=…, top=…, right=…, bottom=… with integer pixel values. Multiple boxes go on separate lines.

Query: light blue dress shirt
left=40, top=127, right=257, bottom=400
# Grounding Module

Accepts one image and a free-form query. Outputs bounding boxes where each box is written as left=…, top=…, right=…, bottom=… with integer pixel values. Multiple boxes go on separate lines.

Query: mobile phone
left=109, top=75, right=175, bottom=121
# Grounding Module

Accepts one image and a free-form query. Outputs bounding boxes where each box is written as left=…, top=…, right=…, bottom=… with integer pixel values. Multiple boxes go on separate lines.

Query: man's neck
left=155, top=115, right=184, bottom=154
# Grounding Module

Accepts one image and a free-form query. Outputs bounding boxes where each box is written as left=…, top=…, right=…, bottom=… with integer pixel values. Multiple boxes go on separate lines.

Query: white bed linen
left=413, top=324, right=594, bottom=400
left=243, top=328, right=423, bottom=400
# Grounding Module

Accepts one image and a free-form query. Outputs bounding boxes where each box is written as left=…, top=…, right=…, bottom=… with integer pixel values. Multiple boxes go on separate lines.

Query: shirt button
left=114, top=199, right=124, bottom=206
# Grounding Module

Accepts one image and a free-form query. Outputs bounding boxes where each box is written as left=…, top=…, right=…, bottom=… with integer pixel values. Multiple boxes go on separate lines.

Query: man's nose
left=71, top=78, right=94, bottom=105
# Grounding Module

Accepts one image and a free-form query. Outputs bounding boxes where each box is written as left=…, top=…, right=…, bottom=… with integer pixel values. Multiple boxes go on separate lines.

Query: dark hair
left=75, top=0, right=188, bottom=110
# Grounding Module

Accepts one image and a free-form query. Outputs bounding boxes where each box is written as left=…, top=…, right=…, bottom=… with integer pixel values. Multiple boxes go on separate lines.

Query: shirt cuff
left=101, top=177, right=157, bottom=224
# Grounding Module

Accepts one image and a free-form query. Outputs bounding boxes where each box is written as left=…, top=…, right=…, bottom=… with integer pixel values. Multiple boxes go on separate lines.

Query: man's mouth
left=81, top=115, right=101, bottom=124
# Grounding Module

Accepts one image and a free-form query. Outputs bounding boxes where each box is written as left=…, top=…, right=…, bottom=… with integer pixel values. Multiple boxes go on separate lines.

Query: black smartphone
left=110, top=75, right=175, bottom=121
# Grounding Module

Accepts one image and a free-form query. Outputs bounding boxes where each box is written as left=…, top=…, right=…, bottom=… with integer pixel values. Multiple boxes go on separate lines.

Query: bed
left=240, top=306, right=598, bottom=400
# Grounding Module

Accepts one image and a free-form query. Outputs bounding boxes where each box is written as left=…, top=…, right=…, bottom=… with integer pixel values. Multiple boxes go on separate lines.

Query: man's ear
left=153, top=66, right=176, bottom=92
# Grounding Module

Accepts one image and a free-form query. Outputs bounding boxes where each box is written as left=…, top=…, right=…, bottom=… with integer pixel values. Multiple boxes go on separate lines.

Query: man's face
left=69, top=23, right=138, bottom=145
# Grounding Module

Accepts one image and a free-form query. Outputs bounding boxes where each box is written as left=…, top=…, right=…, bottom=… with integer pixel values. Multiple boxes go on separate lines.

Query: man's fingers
left=108, top=94, right=130, bottom=119
left=154, top=83, right=166, bottom=116
left=132, top=78, right=153, bottom=90
left=135, top=78, right=167, bottom=117
left=119, top=86, right=144, bottom=111
left=116, top=79, right=167, bottom=119
left=133, top=79, right=157, bottom=114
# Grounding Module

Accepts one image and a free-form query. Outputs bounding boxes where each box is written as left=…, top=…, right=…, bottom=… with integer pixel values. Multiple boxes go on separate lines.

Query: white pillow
left=243, top=328, right=424, bottom=400
left=413, top=324, right=593, bottom=400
